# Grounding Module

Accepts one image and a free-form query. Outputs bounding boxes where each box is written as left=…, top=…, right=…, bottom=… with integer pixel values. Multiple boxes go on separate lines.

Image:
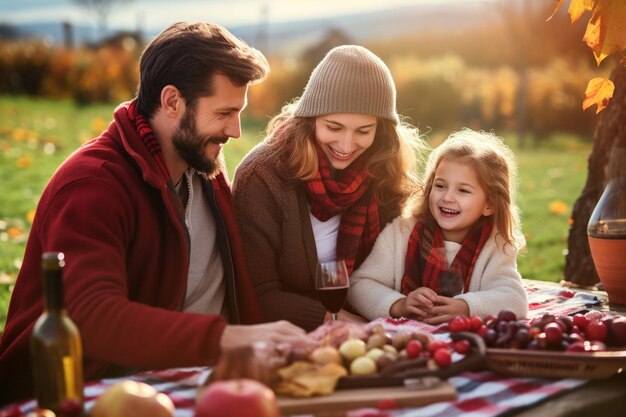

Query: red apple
left=195, top=379, right=279, bottom=417
left=91, top=380, right=175, bottom=417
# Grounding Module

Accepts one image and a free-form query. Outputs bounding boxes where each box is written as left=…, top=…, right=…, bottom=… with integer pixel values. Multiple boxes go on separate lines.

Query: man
left=0, top=22, right=315, bottom=404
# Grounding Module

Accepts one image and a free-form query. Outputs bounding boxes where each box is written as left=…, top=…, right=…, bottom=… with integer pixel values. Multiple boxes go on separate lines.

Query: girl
left=347, top=129, right=527, bottom=324
left=232, top=45, right=427, bottom=331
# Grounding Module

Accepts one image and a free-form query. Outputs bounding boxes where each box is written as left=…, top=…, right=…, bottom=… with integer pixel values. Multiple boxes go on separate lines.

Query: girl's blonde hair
left=264, top=101, right=426, bottom=216
left=413, top=128, right=524, bottom=249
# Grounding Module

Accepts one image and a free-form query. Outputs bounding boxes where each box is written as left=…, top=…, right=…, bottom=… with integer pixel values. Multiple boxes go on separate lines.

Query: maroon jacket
left=0, top=101, right=262, bottom=405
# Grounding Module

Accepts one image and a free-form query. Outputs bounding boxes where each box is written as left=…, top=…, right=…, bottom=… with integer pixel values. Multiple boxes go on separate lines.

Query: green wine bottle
left=30, top=252, right=84, bottom=415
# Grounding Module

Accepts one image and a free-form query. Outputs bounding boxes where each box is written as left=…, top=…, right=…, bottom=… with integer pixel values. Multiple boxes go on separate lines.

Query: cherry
left=469, top=316, right=484, bottom=332
left=544, top=322, right=564, bottom=346
left=567, top=341, right=586, bottom=352
left=515, top=328, right=531, bottom=346
left=572, top=313, right=589, bottom=329
left=428, top=340, right=448, bottom=354
left=449, top=316, right=470, bottom=333
left=556, top=316, right=573, bottom=333
left=433, top=348, right=452, bottom=368
left=484, top=329, right=497, bottom=347
left=497, top=309, right=517, bottom=322
left=566, top=333, right=585, bottom=344
left=454, top=339, right=471, bottom=354
left=586, top=320, right=608, bottom=342
left=405, top=340, right=422, bottom=359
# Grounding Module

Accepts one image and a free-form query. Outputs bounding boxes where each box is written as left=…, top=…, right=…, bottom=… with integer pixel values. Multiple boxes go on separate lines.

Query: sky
left=1, top=0, right=496, bottom=31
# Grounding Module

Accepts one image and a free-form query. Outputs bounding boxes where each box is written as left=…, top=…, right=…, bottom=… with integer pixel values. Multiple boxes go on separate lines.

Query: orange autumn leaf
left=549, top=200, right=569, bottom=216
left=7, top=227, right=22, bottom=238
left=548, top=0, right=591, bottom=23
left=582, top=77, right=615, bottom=113
left=547, top=0, right=565, bottom=21
left=583, top=0, right=626, bottom=65
left=568, top=0, right=593, bottom=23
left=16, top=155, right=32, bottom=168
left=26, top=209, right=36, bottom=223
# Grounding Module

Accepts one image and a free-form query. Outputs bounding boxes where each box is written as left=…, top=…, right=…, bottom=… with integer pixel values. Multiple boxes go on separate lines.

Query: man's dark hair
left=136, top=22, right=269, bottom=118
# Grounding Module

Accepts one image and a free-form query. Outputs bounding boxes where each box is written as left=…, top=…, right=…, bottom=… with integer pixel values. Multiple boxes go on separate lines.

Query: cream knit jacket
left=347, top=216, right=528, bottom=321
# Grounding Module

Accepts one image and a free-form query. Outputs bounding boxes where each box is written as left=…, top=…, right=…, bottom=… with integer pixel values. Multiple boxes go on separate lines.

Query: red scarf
left=127, top=101, right=173, bottom=181
left=400, top=215, right=493, bottom=297
left=305, top=143, right=379, bottom=274
left=127, top=101, right=231, bottom=188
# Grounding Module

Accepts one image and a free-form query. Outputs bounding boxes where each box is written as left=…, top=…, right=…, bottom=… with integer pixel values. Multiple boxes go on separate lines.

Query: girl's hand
left=422, top=296, right=469, bottom=325
left=389, top=287, right=438, bottom=318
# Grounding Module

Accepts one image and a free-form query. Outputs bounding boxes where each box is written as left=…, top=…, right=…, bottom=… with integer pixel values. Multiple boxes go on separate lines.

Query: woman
left=232, top=45, right=426, bottom=331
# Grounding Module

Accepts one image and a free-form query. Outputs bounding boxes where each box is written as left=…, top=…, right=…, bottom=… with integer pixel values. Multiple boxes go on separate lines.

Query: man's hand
left=220, top=320, right=318, bottom=352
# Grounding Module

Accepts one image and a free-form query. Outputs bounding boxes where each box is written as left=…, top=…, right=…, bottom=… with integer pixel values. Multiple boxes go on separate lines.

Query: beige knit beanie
left=293, top=45, right=399, bottom=124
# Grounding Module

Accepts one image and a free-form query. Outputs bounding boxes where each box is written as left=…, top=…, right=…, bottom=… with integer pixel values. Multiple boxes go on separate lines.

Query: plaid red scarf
left=305, top=143, right=379, bottom=274
left=127, top=101, right=230, bottom=189
left=400, top=216, right=493, bottom=297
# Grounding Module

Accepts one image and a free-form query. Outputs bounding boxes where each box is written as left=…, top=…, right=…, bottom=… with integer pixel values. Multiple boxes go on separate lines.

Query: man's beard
left=171, top=106, right=227, bottom=178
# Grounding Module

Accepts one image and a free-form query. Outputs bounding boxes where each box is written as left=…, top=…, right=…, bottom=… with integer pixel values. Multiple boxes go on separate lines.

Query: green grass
left=511, top=135, right=591, bottom=281
left=0, top=96, right=592, bottom=331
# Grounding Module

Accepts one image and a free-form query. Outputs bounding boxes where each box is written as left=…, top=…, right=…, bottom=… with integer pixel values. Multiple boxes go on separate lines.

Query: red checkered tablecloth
left=2, top=281, right=607, bottom=417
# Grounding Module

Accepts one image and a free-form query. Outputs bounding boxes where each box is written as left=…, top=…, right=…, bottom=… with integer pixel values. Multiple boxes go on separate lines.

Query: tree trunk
left=564, top=63, right=626, bottom=286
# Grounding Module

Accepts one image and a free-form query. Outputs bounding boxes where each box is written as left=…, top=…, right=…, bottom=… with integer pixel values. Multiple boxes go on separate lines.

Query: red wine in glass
left=317, top=286, right=348, bottom=314
left=316, top=260, right=350, bottom=321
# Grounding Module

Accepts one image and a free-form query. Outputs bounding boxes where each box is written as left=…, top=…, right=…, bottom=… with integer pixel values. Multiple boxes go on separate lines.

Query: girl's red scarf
left=305, top=143, right=379, bottom=274
left=400, top=216, right=492, bottom=297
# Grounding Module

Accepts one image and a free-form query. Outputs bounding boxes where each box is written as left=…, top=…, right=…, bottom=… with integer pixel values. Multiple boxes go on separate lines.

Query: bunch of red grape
left=447, top=309, right=626, bottom=352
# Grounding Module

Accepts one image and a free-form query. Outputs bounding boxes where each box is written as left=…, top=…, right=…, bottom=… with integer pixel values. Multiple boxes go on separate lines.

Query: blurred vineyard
left=0, top=8, right=607, bottom=137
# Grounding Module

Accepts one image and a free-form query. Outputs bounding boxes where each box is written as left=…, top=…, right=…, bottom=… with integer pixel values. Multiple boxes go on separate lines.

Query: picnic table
left=3, top=279, right=626, bottom=417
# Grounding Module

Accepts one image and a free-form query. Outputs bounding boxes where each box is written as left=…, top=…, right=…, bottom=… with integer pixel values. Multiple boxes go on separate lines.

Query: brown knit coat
left=232, top=142, right=396, bottom=331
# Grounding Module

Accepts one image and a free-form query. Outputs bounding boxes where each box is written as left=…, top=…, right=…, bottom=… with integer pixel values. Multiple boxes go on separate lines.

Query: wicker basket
left=486, top=348, right=626, bottom=379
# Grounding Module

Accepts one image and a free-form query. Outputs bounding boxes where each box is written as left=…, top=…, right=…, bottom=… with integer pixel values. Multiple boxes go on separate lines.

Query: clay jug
left=587, top=147, right=626, bottom=305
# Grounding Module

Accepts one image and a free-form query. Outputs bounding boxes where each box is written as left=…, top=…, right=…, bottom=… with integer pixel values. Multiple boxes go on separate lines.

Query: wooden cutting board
left=277, top=378, right=456, bottom=416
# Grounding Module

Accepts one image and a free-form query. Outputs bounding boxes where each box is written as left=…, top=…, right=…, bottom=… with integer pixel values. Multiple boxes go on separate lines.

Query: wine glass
left=315, top=260, right=350, bottom=321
